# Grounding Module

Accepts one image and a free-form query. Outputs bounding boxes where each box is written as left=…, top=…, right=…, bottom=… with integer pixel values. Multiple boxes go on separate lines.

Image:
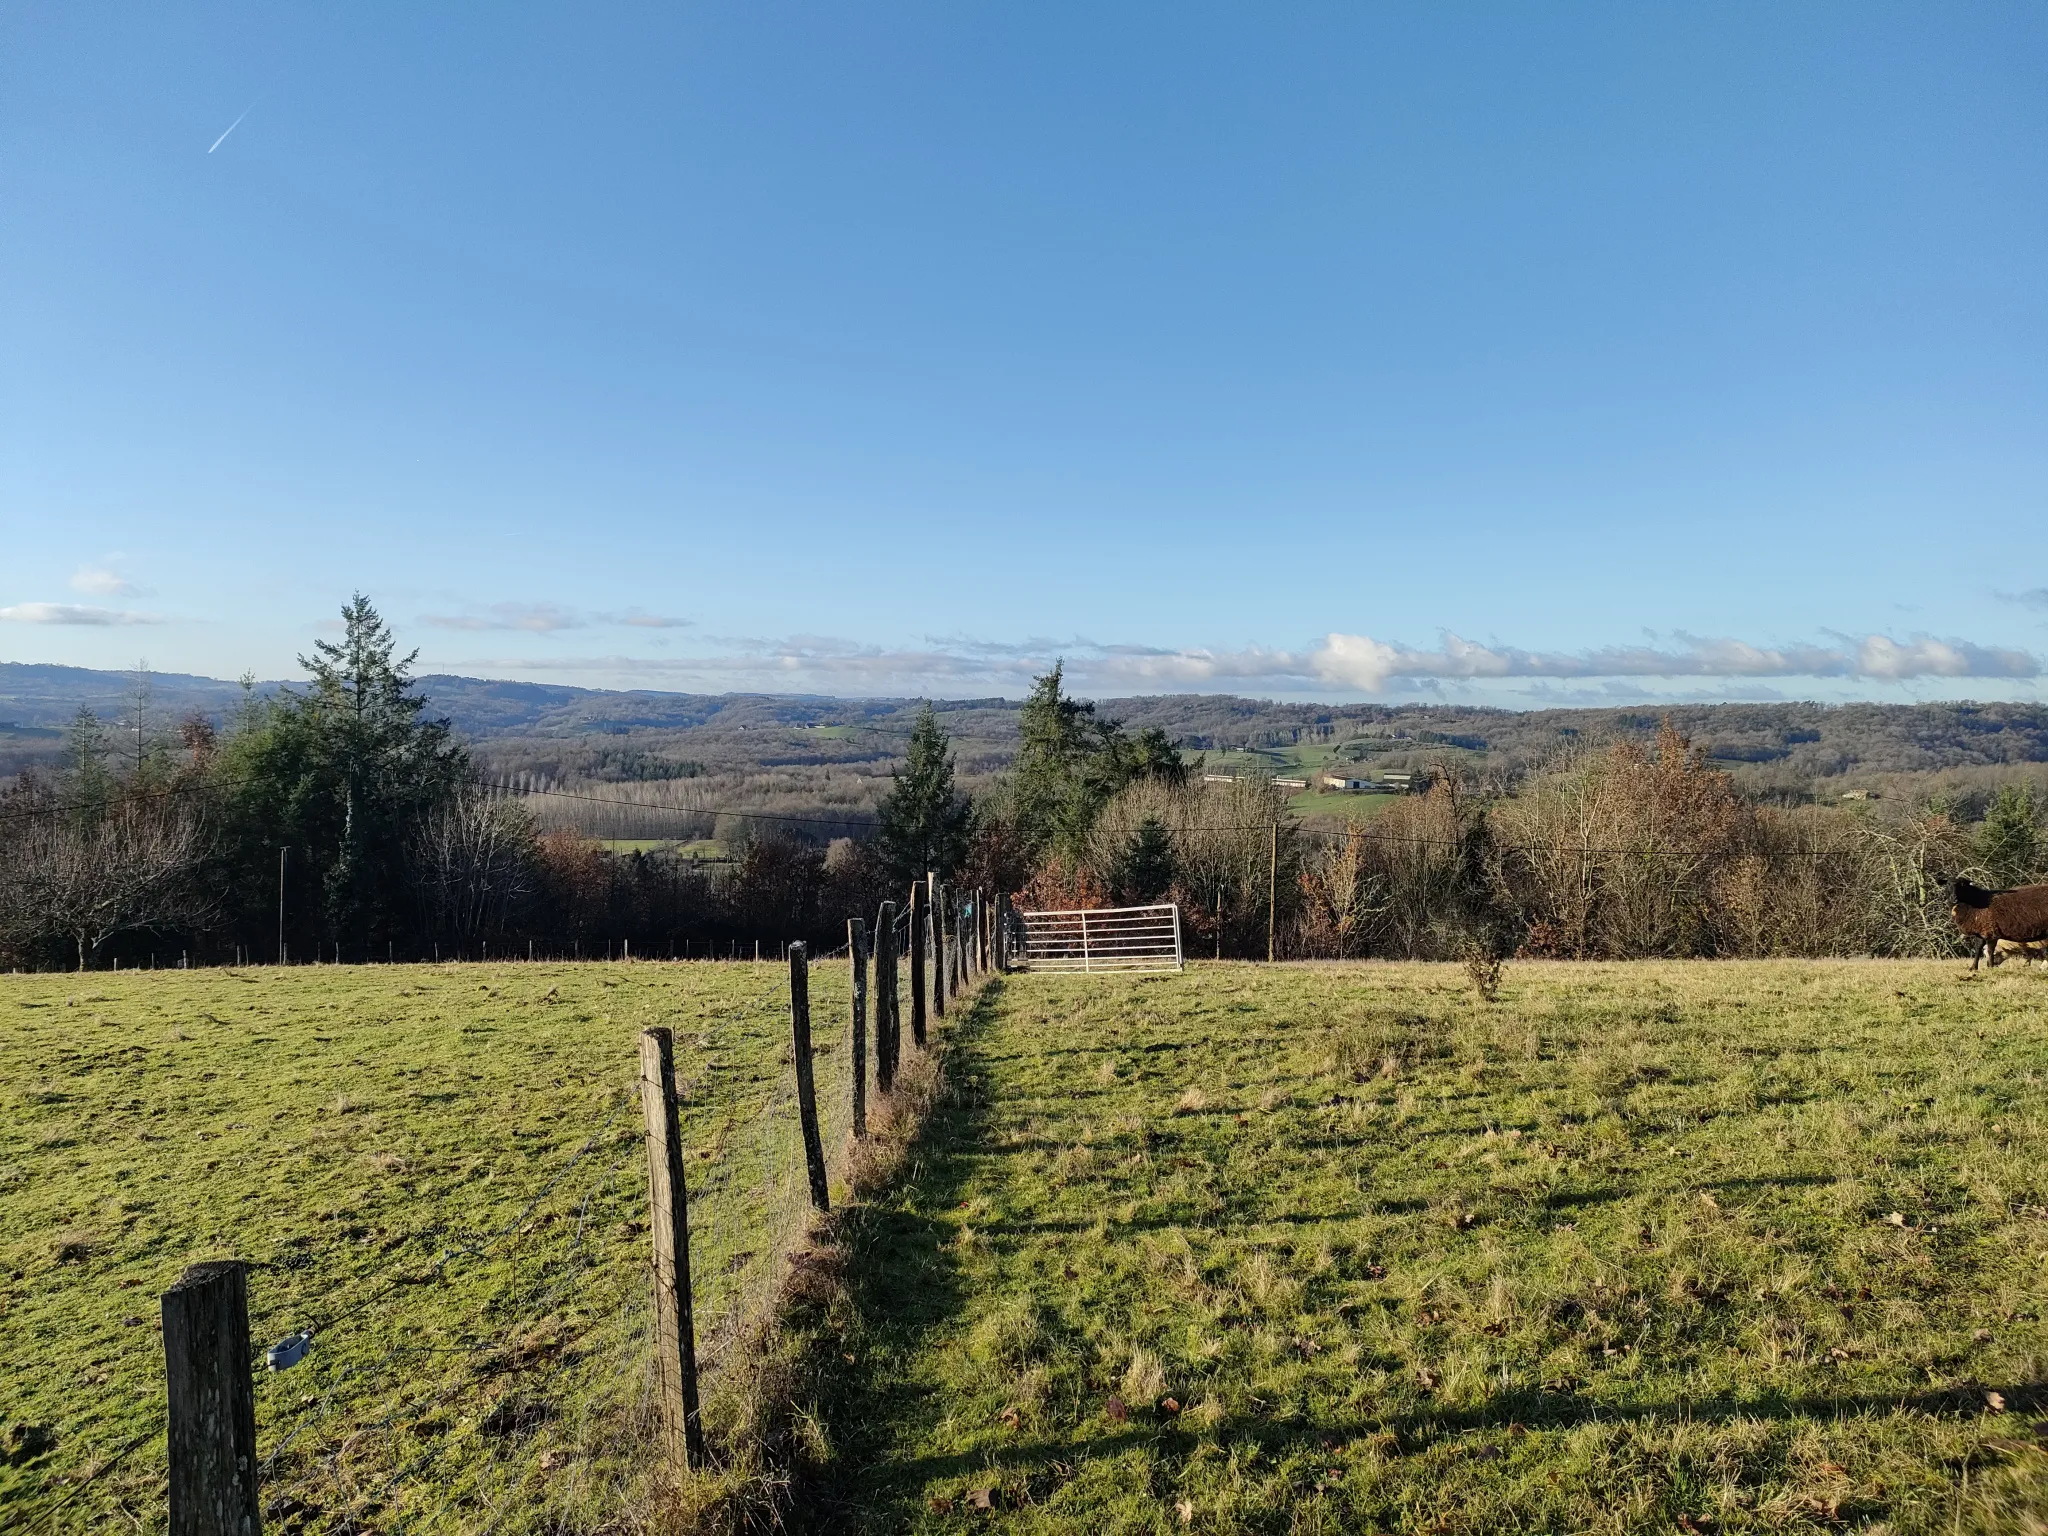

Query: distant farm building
left=1273, top=777, right=1307, bottom=789
left=1319, top=771, right=1418, bottom=794
left=1202, top=773, right=1237, bottom=784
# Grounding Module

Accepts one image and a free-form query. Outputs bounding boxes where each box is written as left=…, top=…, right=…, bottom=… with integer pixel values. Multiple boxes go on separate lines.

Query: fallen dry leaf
left=1984, top=1390, right=2007, bottom=1413
left=1176, top=1498, right=1194, bottom=1525
left=1160, top=1396, right=1181, bottom=1415
left=1105, top=1395, right=1129, bottom=1424
left=967, top=1486, right=993, bottom=1509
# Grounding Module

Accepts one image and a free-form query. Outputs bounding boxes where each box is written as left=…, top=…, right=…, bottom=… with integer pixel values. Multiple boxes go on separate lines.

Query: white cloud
left=1309, top=631, right=2039, bottom=690
left=432, top=626, right=2042, bottom=700
left=70, top=562, right=143, bottom=598
left=0, top=602, right=161, bottom=626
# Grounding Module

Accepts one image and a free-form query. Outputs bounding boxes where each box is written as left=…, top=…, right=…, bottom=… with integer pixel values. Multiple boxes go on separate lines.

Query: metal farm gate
left=1014, top=903, right=1183, bottom=974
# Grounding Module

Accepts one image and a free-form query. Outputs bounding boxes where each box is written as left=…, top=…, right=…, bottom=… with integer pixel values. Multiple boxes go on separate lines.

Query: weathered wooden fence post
left=949, top=893, right=961, bottom=991
left=875, top=900, right=898, bottom=1092
left=163, top=1260, right=260, bottom=1536
left=639, top=1028, right=705, bottom=1470
left=908, top=880, right=928, bottom=1049
left=788, top=942, right=830, bottom=1211
left=848, top=916, right=868, bottom=1138
left=996, top=892, right=1012, bottom=973
left=977, top=888, right=988, bottom=977
left=930, top=875, right=947, bottom=1018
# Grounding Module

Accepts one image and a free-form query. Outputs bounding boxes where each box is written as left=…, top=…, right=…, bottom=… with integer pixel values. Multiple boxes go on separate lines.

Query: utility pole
left=1267, top=821, right=1279, bottom=964
left=277, top=847, right=288, bottom=966
left=130, top=660, right=150, bottom=775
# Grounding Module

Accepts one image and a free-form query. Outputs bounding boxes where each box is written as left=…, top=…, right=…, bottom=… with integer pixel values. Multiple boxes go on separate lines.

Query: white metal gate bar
left=1016, top=903, right=1183, bottom=974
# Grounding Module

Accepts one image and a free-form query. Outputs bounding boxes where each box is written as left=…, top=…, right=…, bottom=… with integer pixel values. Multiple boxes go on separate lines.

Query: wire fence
left=17, top=901, right=961, bottom=1534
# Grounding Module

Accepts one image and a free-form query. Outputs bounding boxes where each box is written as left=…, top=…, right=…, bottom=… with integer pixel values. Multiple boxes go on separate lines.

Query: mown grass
left=798, top=961, right=2048, bottom=1533
left=0, top=959, right=859, bottom=1533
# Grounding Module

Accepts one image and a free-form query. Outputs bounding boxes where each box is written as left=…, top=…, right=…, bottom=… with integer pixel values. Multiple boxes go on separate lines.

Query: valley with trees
left=5, top=602, right=2046, bottom=974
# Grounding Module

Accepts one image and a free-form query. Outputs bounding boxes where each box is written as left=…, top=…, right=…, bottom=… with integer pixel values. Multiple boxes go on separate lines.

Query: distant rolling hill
left=4, top=663, right=2046, bottom=805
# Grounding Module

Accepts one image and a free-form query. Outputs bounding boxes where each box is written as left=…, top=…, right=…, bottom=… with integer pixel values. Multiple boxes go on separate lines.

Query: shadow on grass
left=793, top=978, right=1008, bottom=1532
left=786, top=975, right=2046, bottom=1530
left=856, top=1376, right=2048, bottom=1497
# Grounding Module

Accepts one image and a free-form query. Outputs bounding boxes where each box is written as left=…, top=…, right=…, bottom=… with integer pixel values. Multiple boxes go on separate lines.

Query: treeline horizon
left=2, top=600, right=2045, bottom=971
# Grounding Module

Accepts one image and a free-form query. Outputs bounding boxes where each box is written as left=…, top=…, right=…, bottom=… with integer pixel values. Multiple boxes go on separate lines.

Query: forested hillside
left=7, top=662, right=2047, bottom=794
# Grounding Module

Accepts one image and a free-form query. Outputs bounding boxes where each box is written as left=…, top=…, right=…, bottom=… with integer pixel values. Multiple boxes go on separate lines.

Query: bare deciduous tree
left=0, top=801, right=211, bottom=969
left=410, top=791, right=538, bottom=944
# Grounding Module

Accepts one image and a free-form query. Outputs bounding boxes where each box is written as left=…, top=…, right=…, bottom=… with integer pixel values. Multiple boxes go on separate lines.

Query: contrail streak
left=208, top=104, right=254, bottom=153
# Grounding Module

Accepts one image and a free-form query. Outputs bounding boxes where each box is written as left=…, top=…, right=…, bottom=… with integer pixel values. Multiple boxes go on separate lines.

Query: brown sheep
left=1952, top=879, right=2048, bottom=969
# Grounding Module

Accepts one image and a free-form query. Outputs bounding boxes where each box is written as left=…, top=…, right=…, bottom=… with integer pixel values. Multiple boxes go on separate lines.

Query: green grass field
left=800, top=962, right=2048, bottom=1533
left=0, top=960, right=859, bottom=1533
left=1284, top=789, right=1401, bottom=822
left=596, top=838, right=727, bottom=859
left=12, top=958, right=2048, bottom=1533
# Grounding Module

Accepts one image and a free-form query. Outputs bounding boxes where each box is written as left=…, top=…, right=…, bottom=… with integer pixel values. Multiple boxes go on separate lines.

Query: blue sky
left=2, top=3, right=2044, bottom=705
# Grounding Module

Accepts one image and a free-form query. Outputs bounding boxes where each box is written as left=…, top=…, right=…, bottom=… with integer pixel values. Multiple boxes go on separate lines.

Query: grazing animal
left=1952, top=879, right=2048, bottom=969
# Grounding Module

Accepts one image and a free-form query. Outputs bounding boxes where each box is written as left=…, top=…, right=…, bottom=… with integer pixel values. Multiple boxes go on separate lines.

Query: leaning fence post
left=639, top=1029, right=706, bottom=1471
left=848, top=917, right=868, bottom=1138
left=788, top=942, right=830, bottom=1211
left=908, top=880, right=928, bottom=1049
left=875, top=900, right=898, bottom=1092
left=163, top=1260, right=259, bottom=1536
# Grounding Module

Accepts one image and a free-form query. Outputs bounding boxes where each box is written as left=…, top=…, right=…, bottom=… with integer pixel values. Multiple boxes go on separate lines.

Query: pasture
left=799, top=961, right=2048, bottom=1533
left=0, top=960, right=856, bottom=1532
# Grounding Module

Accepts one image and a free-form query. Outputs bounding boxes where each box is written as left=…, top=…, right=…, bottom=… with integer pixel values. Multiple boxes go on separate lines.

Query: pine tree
left=1111, top=815, right=1177, bottom=902
left=219, top=595, right=469, bottom=959
left=1011, top=664, right=1186, bottom=859
left=876, top=704, right=972, bottom=886
left=1978, top=784, right=2041, bottom=888
left=64, top=707, right=114, bottom=827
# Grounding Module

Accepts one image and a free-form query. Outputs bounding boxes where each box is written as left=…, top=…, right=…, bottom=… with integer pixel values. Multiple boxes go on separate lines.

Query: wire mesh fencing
left=16, top=899, right=977, bottom=1533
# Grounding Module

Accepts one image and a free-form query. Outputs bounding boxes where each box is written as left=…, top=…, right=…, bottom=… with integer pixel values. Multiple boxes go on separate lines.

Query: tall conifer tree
left=876, top=704, right=972, bottom=885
